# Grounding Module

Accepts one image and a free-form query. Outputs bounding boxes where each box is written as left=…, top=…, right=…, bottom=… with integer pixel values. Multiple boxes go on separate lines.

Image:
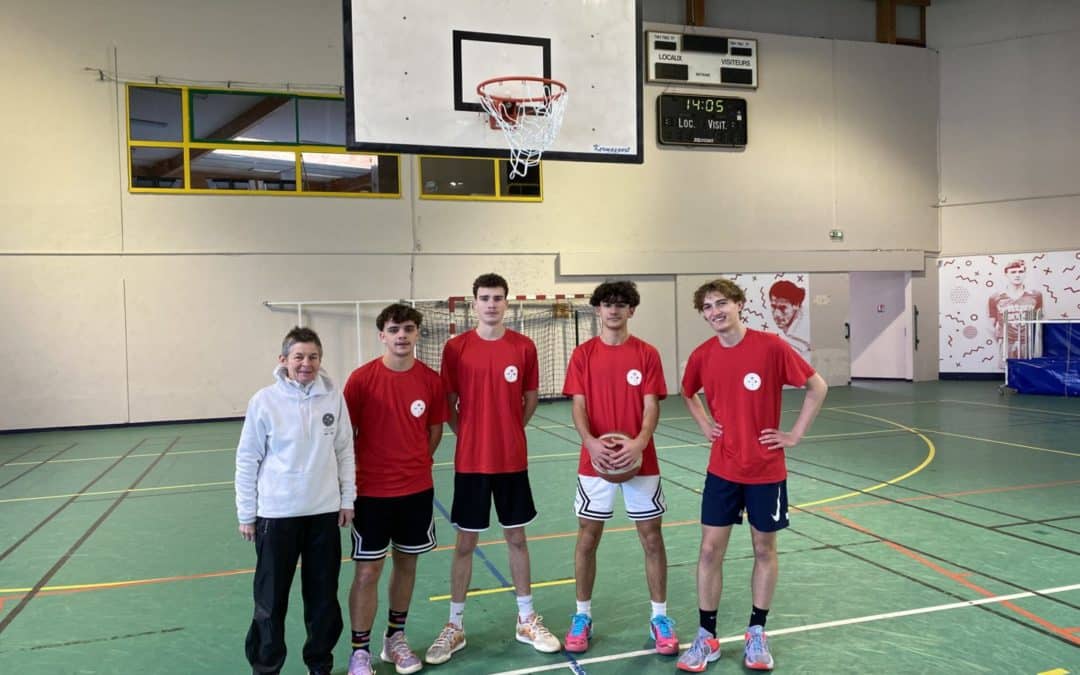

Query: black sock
left=351, top=629, right=371, bottom=652
left=749, top=605, right=769, bottom=628
left=699, top=609, right=718, bottom=636
left=386, top=609, right=408, bottom=637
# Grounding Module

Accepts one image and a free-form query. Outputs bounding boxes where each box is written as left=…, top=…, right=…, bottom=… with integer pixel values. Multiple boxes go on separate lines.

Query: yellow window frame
left=125, top=83, right=401, bottom=198
left=416, top=155, right=543, bottom=202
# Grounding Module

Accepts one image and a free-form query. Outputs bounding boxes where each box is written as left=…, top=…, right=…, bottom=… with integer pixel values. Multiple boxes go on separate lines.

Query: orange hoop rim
left=475, top=75, right=568, bottom=106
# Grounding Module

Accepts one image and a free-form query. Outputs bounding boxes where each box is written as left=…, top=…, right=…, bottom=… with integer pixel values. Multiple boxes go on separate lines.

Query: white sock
left=576, top=599, right=592, bottom=618
left=449, top=601, right=465, bottom=629
left=651, top=600, right=667, bottom=619
left=516, top=594, right=535, bottom=622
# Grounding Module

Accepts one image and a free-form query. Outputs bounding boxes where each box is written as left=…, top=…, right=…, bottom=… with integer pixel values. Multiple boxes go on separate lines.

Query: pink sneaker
left=650, top=615, right=679, bottom=655
left=564, top=613, right=592, bottom=653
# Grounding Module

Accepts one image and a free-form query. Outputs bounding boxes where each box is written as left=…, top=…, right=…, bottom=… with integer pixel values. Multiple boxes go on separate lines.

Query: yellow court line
left=428, top=418, right=934, bottom=602
left=940, top=398, right=1080, bottom=419
left=912, top=428, right=1080, bottom=458
left=0, top=480, right=232, bottom=504
left=3, top=412, right=934, bottom=600
left=429, top=577, right=575, bottom=602
left=795, top=409, right=936, bottom=509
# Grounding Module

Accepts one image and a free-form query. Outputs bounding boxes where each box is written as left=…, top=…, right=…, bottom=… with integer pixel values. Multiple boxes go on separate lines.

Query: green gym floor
left=1, top=381, right=1077, bottom=674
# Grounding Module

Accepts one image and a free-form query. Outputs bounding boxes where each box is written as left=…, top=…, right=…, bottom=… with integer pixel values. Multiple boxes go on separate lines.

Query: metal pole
left=355, top=303, right=362, bottom=366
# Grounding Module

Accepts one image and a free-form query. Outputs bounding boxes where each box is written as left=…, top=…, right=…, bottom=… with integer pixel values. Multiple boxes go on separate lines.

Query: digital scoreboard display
left=657, top=94, right=747, bottom=147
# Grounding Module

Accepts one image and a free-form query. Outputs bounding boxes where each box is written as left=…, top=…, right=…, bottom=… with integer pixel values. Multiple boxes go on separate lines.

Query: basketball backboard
left=343, top=0, right=643, bottom=165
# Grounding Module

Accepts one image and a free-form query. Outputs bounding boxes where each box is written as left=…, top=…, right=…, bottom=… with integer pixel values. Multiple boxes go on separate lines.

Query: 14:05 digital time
left=685, top=98, right=724, bottom=112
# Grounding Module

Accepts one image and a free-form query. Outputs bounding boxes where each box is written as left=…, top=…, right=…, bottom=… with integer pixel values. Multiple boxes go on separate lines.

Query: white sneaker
left=424, top=623, right=466, bottom=664
left=516, top=613, right=561, bottom=653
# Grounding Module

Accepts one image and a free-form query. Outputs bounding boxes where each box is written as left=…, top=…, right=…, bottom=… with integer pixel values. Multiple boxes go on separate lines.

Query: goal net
left=414, top=295, right=598, bottom=400
left=263, top=295, right=599, bottom=400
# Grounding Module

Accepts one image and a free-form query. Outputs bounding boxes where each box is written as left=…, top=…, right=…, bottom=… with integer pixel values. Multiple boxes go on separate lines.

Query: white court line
left=940, top=398, right=1080, bottom=419
left=487, top=583, right=1080, bottom=675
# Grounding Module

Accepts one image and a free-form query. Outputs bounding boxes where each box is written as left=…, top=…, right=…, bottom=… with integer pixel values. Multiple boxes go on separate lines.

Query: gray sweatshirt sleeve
left=334, top=393, right=357, bottom=508
left=235, top=394, right=267, bottom=524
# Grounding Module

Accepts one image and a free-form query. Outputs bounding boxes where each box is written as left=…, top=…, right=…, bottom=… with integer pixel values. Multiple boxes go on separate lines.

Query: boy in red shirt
left=561, top=280, right=678, bottom=655
left=424, top=273, right=561, bottom=665
left=677, top=279, right=828, bottom=673
left=342, top=304, right=448, bottom=675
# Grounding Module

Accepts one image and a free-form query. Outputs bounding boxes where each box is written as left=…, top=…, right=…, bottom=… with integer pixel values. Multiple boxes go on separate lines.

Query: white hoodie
left=235, top=365, right=356, bottom=524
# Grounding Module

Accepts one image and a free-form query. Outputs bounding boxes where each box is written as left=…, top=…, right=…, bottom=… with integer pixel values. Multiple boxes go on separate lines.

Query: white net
left=263, top=296, right=597, bottom=399
left=477, top=77, right=568, bottom=179
left=414, top=297, right=597, bottom=400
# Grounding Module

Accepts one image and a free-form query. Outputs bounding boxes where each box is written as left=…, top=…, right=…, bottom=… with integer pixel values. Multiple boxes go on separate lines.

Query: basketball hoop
left=476, top=76, right=568, bottom=178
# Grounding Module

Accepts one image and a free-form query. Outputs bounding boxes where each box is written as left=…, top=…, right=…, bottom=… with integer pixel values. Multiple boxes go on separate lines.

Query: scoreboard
left=656, top=94, right=747, bottom=147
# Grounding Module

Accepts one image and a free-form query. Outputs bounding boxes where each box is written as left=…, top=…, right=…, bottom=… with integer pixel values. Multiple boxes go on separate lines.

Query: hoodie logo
left=322, top=413, right=335, bottom=426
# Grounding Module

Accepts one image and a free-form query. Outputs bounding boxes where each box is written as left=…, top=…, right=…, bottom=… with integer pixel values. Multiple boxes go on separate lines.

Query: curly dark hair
left=376, top=303, right=423, bottom=330
left=472, top=273, right=509, bottom=297
left=589, top=280, right=641, bottom=308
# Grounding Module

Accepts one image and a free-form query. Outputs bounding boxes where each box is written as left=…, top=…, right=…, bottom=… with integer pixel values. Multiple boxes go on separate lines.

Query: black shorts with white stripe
left=351, top=488, right=436, bottom=561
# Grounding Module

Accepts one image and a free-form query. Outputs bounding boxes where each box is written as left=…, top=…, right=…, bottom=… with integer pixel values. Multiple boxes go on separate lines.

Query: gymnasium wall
left=930, top=1, right=1080, bottom=256
left=1, top=1, right=939, bottom=429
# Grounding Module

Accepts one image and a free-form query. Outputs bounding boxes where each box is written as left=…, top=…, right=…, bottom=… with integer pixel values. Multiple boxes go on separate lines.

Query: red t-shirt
left=563, top=336, right=667, bottom=476
left=441, top=329, right=539, bottom=474
left=681, top=328, right=815, bottom=484
left=343, top=358, right=448, bottom=497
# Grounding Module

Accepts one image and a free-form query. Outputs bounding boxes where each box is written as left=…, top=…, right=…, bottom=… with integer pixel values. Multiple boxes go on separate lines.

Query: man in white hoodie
left=236, top=326, right=357, bottom=675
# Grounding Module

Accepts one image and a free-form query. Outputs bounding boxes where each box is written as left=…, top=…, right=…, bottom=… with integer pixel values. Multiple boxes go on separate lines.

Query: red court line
left=821, top=507, right=1080, bottom=646
left=810, top=479, right=1080, bottom=512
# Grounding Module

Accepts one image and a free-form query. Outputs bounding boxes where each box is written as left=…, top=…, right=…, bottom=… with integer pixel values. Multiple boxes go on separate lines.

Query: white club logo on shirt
left=504, top=365, right=519, bottom=383
left=626, top=369, right=643, bottom=386
left=743, top=372, right=762, bottom=391
left=410, top=399, right=426, bottom=417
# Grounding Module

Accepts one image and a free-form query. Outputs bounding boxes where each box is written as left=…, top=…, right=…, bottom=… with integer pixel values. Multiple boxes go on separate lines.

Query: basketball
left=591, top=432, right=642, bottom=484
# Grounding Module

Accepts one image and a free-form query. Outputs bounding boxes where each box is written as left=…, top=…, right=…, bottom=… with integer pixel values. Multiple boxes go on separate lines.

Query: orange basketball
left=592, top=432, right=642, bottom=484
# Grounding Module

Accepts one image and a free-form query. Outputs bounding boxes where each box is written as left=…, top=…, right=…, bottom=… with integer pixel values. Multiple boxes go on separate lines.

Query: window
left=126, top=84, right=399, bottom=197
left=418, top=156, right=542, bottom=201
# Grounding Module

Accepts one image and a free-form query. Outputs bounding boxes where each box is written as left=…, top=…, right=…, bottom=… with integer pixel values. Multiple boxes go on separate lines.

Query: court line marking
left=820, top=478, right=1080, bottom=511
left=486, top=583, right=1080, bottom=674
left=0, top=476, right=1062, bottom=599
left=0, top=480, right=233, bottom=504
left=795, top=409, right=936, bottom=508
left=0, top=423, right=913, bottom=506
left=912, top=428, right=1080, bottom=458
left=823, top=507, right=1080, bottom=646
left=1, top=446, right=233, bottom=467
left=427, top=410, right=934, bottom=602
left=940, top=398, right=1080, bottom=419
left=0, top=406, right=1013, bottom=600
left=0, top=407, right=916, bottom=469
left=0, top=438, right=182, bottom=634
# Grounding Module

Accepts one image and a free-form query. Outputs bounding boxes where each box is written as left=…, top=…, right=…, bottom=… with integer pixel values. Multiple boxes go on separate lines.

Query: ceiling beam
left=147, top=96, right=293, bottom=178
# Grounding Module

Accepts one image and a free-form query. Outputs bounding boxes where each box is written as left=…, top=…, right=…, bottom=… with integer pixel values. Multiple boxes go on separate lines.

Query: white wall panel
left=0, top=258, right=128, bottom=429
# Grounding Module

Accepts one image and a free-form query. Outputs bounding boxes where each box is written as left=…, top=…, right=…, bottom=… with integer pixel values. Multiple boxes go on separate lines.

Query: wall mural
left=729, top=273, right=812, bottom=359
left=938, top=250, right=1080, bottom=372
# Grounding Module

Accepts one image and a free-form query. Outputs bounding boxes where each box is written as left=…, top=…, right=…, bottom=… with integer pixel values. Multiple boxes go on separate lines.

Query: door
left=849, top=271, right=913, bottom=380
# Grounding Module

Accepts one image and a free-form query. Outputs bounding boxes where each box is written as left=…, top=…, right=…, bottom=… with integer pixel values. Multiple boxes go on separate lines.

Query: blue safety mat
left=1007, top=323, right=1080, bottom=396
